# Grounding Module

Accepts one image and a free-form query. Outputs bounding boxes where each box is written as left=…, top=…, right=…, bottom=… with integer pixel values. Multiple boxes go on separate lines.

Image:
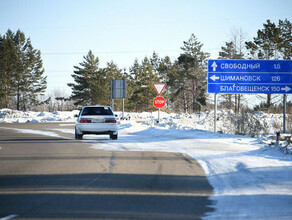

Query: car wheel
left=75, top=128, right=83, bottom=140
left=110, top=134, right=118, bottom=140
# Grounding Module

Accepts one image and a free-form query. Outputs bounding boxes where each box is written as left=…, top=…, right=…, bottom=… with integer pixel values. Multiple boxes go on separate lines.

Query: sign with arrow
left=208, top=59, right=292, bottom=94
left=211, top=61, right=218, bottom=71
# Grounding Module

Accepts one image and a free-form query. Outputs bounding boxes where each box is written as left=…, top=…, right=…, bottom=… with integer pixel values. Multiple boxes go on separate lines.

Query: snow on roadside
left=90, top=120, right=292, bottom=219
left=1, top=108, right=290, bottom=136
left=0, top=108, right=79, bottom=123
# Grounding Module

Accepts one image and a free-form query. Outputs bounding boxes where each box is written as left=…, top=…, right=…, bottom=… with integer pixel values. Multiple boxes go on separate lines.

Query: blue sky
left=1, top=0, right=292, bottom=95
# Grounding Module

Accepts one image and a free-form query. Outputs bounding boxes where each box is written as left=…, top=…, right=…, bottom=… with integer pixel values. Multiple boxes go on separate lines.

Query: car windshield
left=81, top=107, right=113, bottom=116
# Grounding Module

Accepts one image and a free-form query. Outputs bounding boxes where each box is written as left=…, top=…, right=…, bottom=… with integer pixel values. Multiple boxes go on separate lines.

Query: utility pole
left=283, top=94, right=287, bottom=133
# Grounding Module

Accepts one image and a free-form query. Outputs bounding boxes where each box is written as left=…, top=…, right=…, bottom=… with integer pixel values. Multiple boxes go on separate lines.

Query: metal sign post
left=153, top=83, right=167, bottom=124
left=111, top=80, right=127, bottom=117
left=111, top=99, right=114, bottom=111
left=214, top=93, right=217, bottom=132
left=122, top=98, right=125, bottom=119
left=153, top=96, right=166, bottom=124
left=283, top=94, right=287, bottom=133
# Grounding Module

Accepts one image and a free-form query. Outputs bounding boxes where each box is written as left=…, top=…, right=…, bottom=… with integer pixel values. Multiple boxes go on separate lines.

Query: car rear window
left=81, top=107, right=113, bottom=116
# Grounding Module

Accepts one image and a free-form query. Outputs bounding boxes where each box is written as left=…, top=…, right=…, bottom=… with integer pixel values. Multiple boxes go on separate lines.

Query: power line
left=41, top=48, right=220, bottom=55
left=42, top=50, right=181, bottom=55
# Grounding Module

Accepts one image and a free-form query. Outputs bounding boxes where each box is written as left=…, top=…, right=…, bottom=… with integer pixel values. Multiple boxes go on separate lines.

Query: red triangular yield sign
left=153, top=83, right=167, bottom=96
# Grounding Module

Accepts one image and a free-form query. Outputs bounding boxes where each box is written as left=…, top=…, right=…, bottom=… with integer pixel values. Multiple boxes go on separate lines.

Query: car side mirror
left=74, top=114, right=79, bottom=118
left=115, top=114, right=118, bottom=117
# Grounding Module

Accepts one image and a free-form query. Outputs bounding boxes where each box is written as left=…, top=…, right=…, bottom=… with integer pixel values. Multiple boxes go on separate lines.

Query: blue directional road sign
left=208, top=59, right=292, bottom=94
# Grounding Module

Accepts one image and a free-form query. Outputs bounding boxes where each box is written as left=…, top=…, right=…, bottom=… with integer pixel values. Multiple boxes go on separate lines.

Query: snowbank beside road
left=1, top=108, right=291, bottom=154
left=0, top=108, right=79, bottom=123
left=2, top=108, right=289, bottom=136
left=1, top=108, right=291, bottom=153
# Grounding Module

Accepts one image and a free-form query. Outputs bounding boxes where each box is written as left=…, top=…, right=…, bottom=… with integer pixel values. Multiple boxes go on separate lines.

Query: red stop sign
left=153, top=96, right=166, bottom=108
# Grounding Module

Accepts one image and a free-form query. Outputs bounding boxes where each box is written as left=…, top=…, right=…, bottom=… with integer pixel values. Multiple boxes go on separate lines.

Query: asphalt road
left=0, top=123, right=214, bottom=220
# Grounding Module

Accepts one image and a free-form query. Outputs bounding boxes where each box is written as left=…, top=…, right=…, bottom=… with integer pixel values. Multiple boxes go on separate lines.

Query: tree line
left=69, top=19, right=291, bottom=113
left=68, top=34, right=210, bottom=112
left=0, top=19, right=291, bottom=112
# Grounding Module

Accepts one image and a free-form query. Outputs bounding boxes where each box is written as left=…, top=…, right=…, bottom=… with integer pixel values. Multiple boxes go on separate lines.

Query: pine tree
left=158, top=56, right=172, bottom=83
left=104, top=61, right=124, bottom=109
left=0, top=29, right=46, bottom=110
left=0, top=31, right=15, bottom=108
left=279, top=19, right=292, bottom=60
left=173, top=34, right=210, bottom=112
left=128, top=59, right=142, bottom=111
left=141, top=57, right=159, bottom=111
left=246, top=19, right=291, bottom=109
left=24, top=48, right=47, bottom=110
left=14, top=31, right=46, bottom=110
left=128, top=57, right=159, bottom=112
left=150, top=52, right=160, bottom=76
left=68, top=50, right=105, bottom=106
left=246, top=20, right=282, bottom=60
left=219, top=42, right=237, bottom=59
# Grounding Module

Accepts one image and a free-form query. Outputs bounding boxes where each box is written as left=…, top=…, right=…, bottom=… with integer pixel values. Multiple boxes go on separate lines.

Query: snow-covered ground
left=0, top=108, right=80, bottom=123
left=1, top=108, right=290, bottom=136
left=1, top=108, right=292, bottom=219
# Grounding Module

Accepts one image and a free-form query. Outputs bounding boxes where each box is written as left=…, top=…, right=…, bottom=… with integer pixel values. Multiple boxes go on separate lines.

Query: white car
left=75, top=106, right=118, bottom=140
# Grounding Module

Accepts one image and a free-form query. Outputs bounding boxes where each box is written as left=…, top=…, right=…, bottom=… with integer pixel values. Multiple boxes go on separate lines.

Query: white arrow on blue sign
left=208, top=60, right=292, bottom=94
